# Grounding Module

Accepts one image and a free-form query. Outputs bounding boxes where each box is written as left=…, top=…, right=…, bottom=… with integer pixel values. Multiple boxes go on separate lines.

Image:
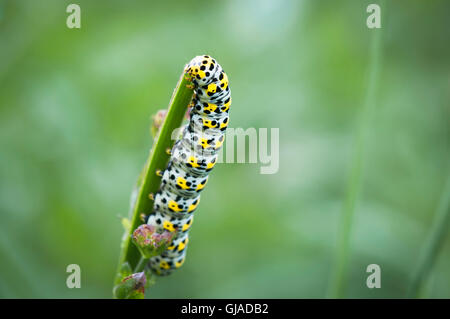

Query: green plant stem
left=407, top=174, right=450, bottom=298
left=114, top=70, right=193, bottom=286
left=134, top=257, right=149, bottom=273
left=327, top=13, right=384, bottom=298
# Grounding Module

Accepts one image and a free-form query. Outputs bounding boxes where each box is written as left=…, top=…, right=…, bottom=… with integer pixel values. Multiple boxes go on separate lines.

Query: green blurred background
left=0, top=0, right=449, bottom=298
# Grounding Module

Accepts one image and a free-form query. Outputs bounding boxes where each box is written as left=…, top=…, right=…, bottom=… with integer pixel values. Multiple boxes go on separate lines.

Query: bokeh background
left=0, top=0, right=449, bottom=298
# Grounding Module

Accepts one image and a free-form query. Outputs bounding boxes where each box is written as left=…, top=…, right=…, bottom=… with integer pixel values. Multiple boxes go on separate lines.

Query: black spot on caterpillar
left=147, top=56, right=231, bottom=276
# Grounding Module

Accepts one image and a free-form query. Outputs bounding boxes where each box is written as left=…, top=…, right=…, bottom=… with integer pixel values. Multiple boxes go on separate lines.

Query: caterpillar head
left=185, top=55, right=218, bottom=85
left=186, top=65, right=205, bottom=80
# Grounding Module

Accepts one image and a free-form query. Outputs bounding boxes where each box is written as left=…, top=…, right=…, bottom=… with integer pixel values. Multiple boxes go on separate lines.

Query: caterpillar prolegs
left=146, top=55, right=231, bottom=275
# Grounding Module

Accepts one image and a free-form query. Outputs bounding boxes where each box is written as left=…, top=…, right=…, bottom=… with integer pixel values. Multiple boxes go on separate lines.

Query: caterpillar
left=146, top=55, right=231, bottom=276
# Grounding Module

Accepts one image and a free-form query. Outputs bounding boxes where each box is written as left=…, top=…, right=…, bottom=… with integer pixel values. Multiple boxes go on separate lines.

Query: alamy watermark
left=218, top=128, right=279, bottom=175
left=66, top=4, right=81, bottom=29
left=171, top=127, right=279, bottom=175
left=66, top=264, right=81, bottom=288
left=366, top=264, right=381, bottom=289
left=366, top=4, right=381, bottom=29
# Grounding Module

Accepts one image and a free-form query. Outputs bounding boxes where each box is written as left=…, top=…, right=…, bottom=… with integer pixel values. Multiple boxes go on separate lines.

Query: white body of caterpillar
left=146, top=55, right=231, bottom=275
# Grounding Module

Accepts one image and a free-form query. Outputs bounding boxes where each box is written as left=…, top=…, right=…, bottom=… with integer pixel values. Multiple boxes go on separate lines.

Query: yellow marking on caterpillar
left=187, top=198, right=200, bottom=212
left=206, top=161, right=216, bottom=170
left=187, top=66, right=199, bottom=76
left=188, top=156, right=200, bottom=168
left=176, top=177, right=190, bottom=190
left=207, top=83, right=217, bottom=94
left=175, top=258, right=185, bottom=268
left=189, top=65, right=207, bottom=79
left=160, top=261, right=170, bottom=270
left=204, top=103, right=217, bottom=112
left=215, top=137, right=224, bottom=149
left=196, top=179, right=208, bottom=191
left=163, top=221, right=176, bottom=232
left=182, top=218, right=193, bottom=232
left=220, top=122, right=228, bottom=130
left=200, top=138, right=211, bottom=149
left=202, top=119, right=217, bottom=129
left=167, top=245, right=175, bottom=250
left=168, top=200, right=183, bottom=212
left=178, top=238, right=188, bottom=251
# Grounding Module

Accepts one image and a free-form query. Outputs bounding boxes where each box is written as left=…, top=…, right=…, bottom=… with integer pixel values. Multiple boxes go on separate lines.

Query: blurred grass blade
left=407, top=174, right=450, bottom=298
left=114, top=67, right=194, bottom=286
left=327, top=3, right=384, bottom=298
